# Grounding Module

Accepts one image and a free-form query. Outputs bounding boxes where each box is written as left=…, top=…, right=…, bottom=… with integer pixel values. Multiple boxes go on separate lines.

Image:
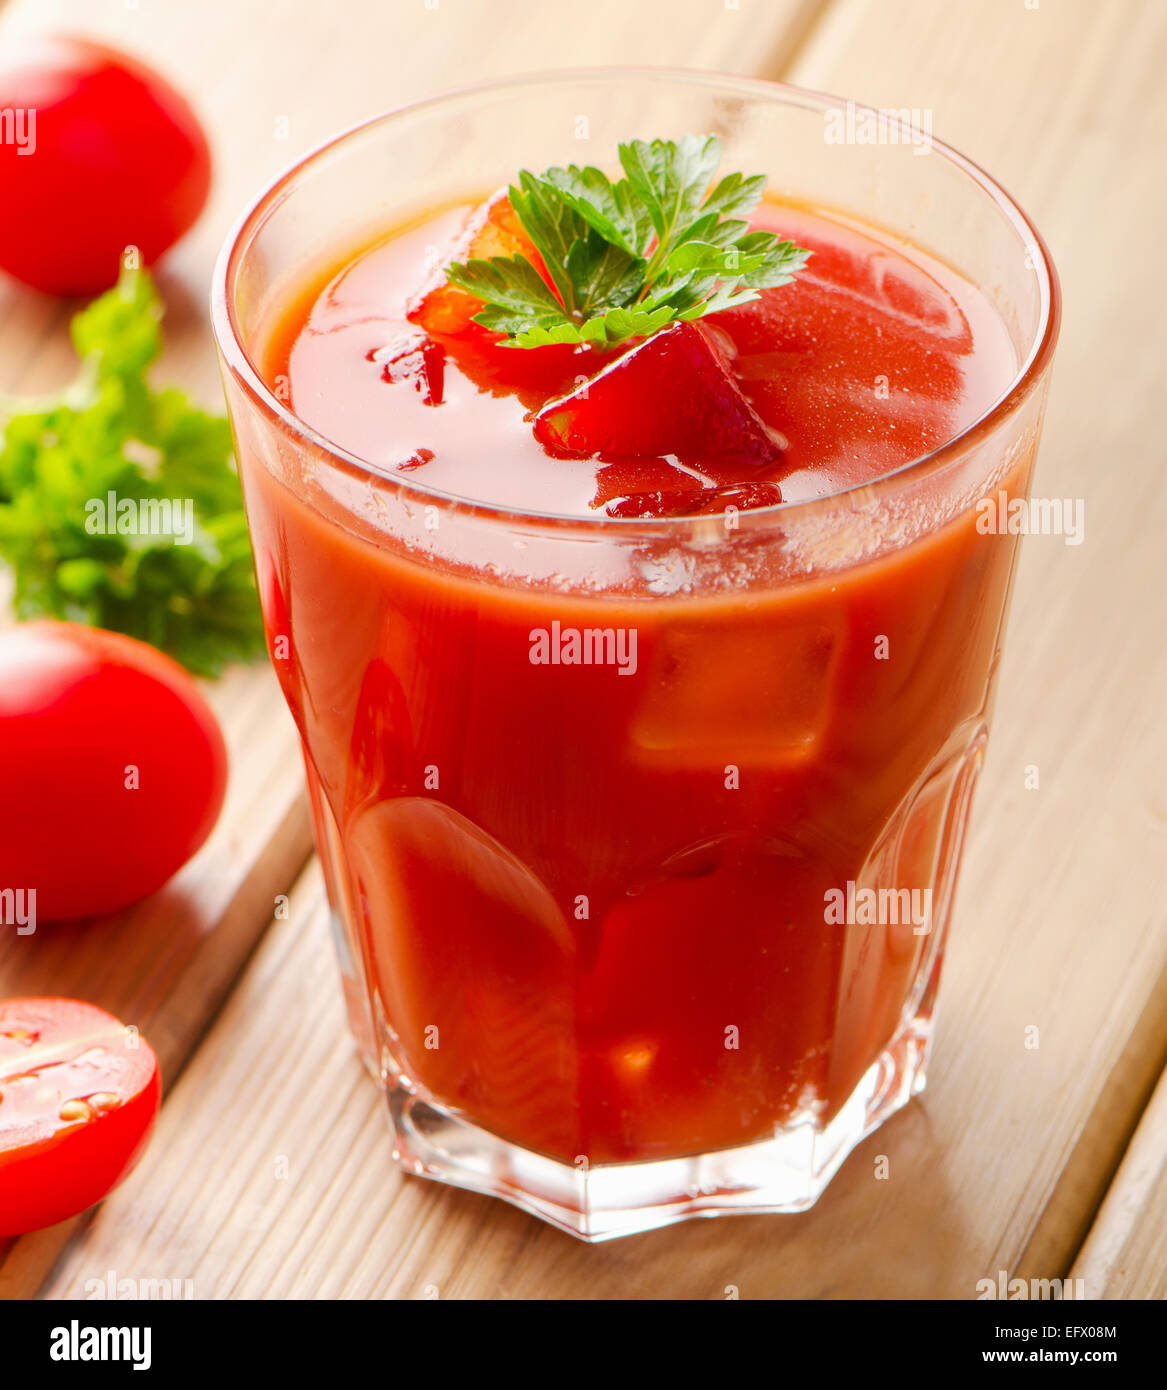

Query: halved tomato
left=0, top=997, right=161, bottom=1236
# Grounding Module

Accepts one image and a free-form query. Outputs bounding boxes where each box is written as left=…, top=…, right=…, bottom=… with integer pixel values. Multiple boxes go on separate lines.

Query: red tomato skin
left=0, top=34, right=211, bottom=295
left=0, top=622, right=228, bottom=920
left=0, top=1067, right=160, bottom=1236
left=0, top=998, right=161, bottom=1236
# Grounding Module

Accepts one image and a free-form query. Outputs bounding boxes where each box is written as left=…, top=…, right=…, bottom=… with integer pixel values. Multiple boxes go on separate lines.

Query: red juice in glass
left=213, top=73, right=1059, bottom=1238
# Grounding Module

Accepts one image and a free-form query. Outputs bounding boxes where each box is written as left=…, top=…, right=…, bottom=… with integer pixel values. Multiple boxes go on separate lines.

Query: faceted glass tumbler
left=212, top=71, right=1059, bottom=1240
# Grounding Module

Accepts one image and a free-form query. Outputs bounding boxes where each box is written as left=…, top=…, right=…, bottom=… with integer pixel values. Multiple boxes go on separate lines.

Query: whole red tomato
left=0, top=34, right=211, bottom=295
left=0, top=622, right=228, bottom=920
left=0, top=997, right=161, bottom=1235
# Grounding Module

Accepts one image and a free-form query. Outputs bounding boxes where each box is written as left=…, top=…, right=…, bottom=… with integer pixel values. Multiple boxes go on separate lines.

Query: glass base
left=381, top=1017, right=931, bottom=1242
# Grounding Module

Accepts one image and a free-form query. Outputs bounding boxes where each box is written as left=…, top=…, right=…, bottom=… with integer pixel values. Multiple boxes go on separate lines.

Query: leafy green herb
left=0, top=265, right=265, bottom=677
left=447, top=135, right=810, bottom=348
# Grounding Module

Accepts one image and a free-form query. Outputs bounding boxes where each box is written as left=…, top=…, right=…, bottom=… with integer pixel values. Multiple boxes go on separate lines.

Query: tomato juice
left=235, top=195, right=1025, bottom=1167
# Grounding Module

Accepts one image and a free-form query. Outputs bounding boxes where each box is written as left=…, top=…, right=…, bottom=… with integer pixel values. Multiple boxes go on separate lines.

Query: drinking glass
left=212, top=70, right=1060, bottom=1240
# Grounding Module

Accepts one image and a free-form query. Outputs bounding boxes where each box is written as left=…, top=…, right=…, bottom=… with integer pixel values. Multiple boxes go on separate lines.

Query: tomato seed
left=59, top=1099, right=92, bottom=1121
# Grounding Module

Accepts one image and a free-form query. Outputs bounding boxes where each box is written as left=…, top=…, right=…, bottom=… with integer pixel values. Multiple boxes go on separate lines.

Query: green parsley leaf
left=564, top=230, right=646, bottom=311
left=448, top=253, right=567, bottom=337
left=0, top=264, right=266, bottom=677
left=541, top=164, right=654, bottom=257
left=505, top=170, right=589, bottom=313
left=445, top=135, right=810, bottom=348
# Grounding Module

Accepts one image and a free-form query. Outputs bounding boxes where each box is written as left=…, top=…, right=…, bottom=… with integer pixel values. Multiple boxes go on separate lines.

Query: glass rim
left=210, top=65, right=1061, bottom=535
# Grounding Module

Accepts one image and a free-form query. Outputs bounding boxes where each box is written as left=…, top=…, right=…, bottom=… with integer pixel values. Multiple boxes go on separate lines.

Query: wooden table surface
left=1, top=0, right=1164, bottom=1300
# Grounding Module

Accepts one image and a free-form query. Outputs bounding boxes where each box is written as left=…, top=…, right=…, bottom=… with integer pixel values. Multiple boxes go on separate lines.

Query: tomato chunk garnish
left=0, top=998, right=161, bottom=1236
left=533, top=321, right=787, bottom=467
left=407, top=190, right=547, bottom=336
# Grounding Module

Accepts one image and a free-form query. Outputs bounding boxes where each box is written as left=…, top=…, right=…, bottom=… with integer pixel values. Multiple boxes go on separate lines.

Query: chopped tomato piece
left=592, top=457, right=706, bottom=510
left=591, top=457, right=786, bottom=518
left=533, top=321, right=787, bottom=466
left=602, top=478, right=784, bottom=520
left=602, top=489, right=709, bottom=519
left=407, top=190, right=547, bottom=336
left=694, top=480, right=786, bottom=514
left=440, top=322, right=607, bottom=410
left=370, top=330, right=446, bottom=406
left=0, top=998, right=161, bottom=1236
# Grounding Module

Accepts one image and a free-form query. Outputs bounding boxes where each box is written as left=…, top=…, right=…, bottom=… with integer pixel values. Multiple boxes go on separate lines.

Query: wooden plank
left=781, top=0, right=1167, bottom=1293
left=1069, top=1065, right=1167, bottom=1299
left=24, top=0, right=1167, bottom=1298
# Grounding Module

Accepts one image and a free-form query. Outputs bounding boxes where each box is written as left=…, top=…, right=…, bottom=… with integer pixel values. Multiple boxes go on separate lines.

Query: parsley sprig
left=0, top=266, right=265, bottom=677
left=447, top=135, right=810, bottom=348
